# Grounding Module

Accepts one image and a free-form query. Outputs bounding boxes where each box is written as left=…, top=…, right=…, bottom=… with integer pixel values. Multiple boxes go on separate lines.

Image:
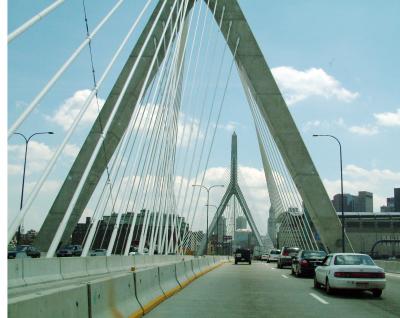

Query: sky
left=6, top=0, right=400, bottom=238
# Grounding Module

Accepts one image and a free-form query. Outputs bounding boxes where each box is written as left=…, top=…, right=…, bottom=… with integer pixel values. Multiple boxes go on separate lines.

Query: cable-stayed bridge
left=8, top=0, right=399, bottom=317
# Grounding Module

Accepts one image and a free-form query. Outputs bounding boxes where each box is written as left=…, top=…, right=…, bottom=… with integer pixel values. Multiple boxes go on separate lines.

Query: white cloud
left=8, top=141, right=54, bottom=174
left=349, top=125, right=379, bottom=136
left=374, top=108, right=400, bottom=127
left=271, top=66, right=359, bottom=105
left=177, top=113, right=203, bottom=148
left=63, top=144, right=80, bottom=157
left=46, top=89, right=104, bottom=130
left=8, top=164, right=22, bottom=175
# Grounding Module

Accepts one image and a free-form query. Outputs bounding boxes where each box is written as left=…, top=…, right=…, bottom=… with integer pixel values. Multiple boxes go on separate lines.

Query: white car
left=266, top=249, right=281, bottom=263
left=314, top=253, right=386, bottom=297
left=261, top=254, right=269, bottom=261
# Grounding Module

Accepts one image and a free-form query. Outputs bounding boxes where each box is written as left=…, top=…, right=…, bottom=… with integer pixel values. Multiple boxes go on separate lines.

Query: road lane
left=146, top=261, right=400, bottom=318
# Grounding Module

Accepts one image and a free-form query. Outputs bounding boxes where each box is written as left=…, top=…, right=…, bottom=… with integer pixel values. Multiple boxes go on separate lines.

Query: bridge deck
left=147, top=262, right=400, bottom=318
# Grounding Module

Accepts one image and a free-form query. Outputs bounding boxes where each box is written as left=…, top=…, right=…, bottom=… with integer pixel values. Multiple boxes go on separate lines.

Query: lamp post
left=13, top=131, right=54, bottom=244
left=312, top=134, right=345, bottom=252
left=192, top=184, right=224, bottom=255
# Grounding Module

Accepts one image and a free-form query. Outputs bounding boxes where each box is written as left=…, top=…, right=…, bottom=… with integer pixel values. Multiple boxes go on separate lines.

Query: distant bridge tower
left=198, top=132, right=263, bottom=255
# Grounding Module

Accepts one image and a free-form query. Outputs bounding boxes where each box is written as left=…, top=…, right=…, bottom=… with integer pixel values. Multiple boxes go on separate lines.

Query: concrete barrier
left=134, top=255, right=146, bottom=268
left=191, top=258, right=201, bottom=277
left=22, top=257, right=62, bottom=285
left=158, top=264, right=181, bottom=297
left=106, top=255, right=124, bottom=272
left=8, top=259, right=25, bottom=288
left=88, top=273, right=143, bottom=318
left=175, top=261, right=189, bottom=288
left=60, top=256, right=88, bottom=279
left=184, top=260, right=195, bottom=283
left=87, top=256, right=108, bottom=276
left=121, top=255, right=135, bottom=270
left=198, top=257, right=208, bottom=274
left=134, top=267, right=166, bottom=314
left=8, top=284, right=88, bottom=318
left=375, top=260, right=400, bottom=274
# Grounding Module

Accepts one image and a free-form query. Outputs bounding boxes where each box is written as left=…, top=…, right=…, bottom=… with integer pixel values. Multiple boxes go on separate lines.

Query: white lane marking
left=386, top=273, right=400, bottom=279
left=281, top=274, right=288, bottom=278
left=309, top=293, right=329, bottom=305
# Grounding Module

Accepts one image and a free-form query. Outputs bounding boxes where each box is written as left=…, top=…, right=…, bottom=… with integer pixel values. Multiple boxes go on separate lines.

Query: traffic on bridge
left=6, top=0, right=400, bottom=317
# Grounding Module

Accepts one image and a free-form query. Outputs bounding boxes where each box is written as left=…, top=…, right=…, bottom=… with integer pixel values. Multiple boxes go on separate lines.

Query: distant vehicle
left=314, top=253, right=386, bottom=297
left=291, top=250, right=326, bottom=276
left=90, top=249, right=107, bottom=256
left=8, top=245, right=41, bottom=259
left=235, top=248, right=251, bottom=265
left=56, top=245, right=82, bottom=257
left=260, top=254, right=269, bottom=261
left=266, top=249, right=281, bottom=263
left=277, top=247, right=300, bottom=268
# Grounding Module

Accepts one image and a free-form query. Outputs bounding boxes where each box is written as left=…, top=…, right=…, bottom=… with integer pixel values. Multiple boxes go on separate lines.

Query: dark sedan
left=56, top=244, right=83, bottom=257
left=8, top=245, right=41, bottom=259
left=291, top=250, right=327, bottom=277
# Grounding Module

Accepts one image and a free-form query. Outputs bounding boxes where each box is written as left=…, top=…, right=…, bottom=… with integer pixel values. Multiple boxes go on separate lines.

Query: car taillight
left=334, top=272, right=385, bottom=278
left=283, top=251, right=289, bottom=256
left=300, top=260, right=308, bottom=266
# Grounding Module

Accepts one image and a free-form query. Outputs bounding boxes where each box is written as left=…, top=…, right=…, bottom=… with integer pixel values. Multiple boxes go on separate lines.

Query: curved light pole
left=12, top=131, right=54, bottom=244
left=192, top=184, right=224, bottom=255
left=313, top=134, right=345, bottom=252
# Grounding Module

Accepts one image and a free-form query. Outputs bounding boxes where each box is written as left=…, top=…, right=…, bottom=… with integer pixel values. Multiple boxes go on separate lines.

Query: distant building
left=332, top=191, right=373, bottom=212
left=395, top=188, right=400, bottom=212
left=358, top=191, right=373, bottom=212
left=381, top=197, right=395, bottom=212
left=235, top=216, right=247, bottom=230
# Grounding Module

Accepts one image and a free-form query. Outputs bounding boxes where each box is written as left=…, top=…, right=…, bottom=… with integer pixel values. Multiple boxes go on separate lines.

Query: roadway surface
left=147, top=261, right=400, bottom=318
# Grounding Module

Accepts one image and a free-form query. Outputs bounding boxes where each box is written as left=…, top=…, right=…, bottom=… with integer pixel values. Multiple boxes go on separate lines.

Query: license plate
left=236, top=253, right=241, bottom=257
left=356, top=282, right=368, bottom=287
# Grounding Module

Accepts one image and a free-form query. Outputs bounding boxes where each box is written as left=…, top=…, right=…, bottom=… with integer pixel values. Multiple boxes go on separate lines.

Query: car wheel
left=325, top=279, right=334, bottom=295
left=314, top=276, right=321, bottom=289
left=249, top=261, right=251, bottom=265
left=266, top=260, right=270, bottom=263
left=372, top=289, right=382, bottom=298
left=235, top=261, right=237, bottom=265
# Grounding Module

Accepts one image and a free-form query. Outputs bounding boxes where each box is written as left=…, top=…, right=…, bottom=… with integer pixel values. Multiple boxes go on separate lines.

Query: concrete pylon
left=35, top=0, right=195, bottom=251
left=198, top=133, right=263, bottom=255
left=205, top=0, right=351, bottom=252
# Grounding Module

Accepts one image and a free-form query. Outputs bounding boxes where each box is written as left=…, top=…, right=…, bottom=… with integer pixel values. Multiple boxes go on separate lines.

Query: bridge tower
left=197, top=132, right=263, bottom=255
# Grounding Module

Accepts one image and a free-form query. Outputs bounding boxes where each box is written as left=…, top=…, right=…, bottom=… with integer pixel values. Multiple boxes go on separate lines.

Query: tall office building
left=332, top=191, right=373, bottom=212
left=357, top=191, right=373, bottom=212
left=395, top=188, right=400, bottom=212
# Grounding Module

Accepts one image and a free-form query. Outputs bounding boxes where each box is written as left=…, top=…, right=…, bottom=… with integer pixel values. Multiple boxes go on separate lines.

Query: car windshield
left=95, top=249, right=105, bottom=252
left=61, top=245, right=74, bottom=249
left=303, top=251, right=326, bottom=258
left=270, top=250, right=280, bottom=254
left=334, top=255, right=375, bottom=266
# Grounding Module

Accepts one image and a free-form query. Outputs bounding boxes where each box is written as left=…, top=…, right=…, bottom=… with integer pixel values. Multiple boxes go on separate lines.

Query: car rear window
left=303, top=251, right=326, bottom=258
left=270, top=250, right=280, bottom=254
left=334, top=255, right=375, bottom=266
left=286, top=248, right=299, bottom=253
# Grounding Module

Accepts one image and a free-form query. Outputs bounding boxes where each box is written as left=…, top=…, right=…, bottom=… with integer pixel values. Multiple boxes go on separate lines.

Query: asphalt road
left=146, top=261, right=400, bottom=318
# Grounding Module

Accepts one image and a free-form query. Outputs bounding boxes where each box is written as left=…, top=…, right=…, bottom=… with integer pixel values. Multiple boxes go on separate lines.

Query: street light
left=192, top=184, right=224, bottom=255
left=312, top=134, right=345, bottom=252
left=12, top=131, right=54, bottom=244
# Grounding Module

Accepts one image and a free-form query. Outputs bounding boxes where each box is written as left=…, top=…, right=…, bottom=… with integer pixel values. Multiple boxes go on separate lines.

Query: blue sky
left=6, top=0, right=400, bottom=235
